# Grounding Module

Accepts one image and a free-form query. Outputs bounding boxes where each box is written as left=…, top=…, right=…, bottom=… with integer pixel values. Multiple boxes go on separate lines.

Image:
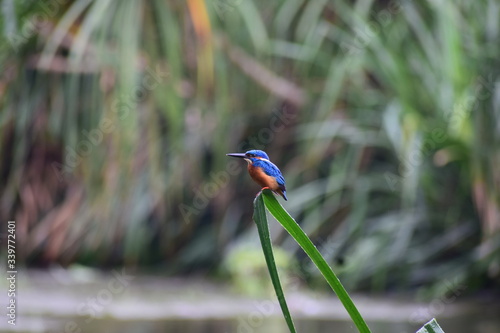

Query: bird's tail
left=281, top=190, right=288, bottom=201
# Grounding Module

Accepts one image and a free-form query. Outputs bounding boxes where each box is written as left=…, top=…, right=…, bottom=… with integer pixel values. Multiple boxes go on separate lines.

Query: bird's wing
left=258, top=160, right=286, bottom=188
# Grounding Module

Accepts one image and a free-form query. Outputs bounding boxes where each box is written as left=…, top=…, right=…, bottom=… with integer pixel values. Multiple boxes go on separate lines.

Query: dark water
left=12, top=313, right=500, bottom=333
left=3, top=271, right=499, bottom=333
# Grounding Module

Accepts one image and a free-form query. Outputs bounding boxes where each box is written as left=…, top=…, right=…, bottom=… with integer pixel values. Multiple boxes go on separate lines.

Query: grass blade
left=416, top=318, right=445, bottom=333
left=253, top=193, right=297, bottom=333
left=260, top=189, right=371, bottom=333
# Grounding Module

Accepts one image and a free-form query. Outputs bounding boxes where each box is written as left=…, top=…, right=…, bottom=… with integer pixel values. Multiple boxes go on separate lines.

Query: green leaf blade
left=253, top=194, right=297, bottom=333
left=416, top=318, right=445, bottom=333
left=260, top=189, right=371, bottom=333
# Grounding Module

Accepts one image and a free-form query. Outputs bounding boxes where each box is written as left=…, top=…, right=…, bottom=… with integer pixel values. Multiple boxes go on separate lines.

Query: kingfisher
left=226, top=149, right=288, bottom=201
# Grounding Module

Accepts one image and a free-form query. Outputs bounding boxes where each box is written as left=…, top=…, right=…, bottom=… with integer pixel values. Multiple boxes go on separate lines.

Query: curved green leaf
left=260, top=189, right=371, bottom=333
left=253, top=193, right=297, bottom=333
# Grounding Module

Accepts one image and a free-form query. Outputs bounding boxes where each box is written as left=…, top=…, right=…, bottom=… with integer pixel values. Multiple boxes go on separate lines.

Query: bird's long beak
left=226, top=153, right=246, bottom=158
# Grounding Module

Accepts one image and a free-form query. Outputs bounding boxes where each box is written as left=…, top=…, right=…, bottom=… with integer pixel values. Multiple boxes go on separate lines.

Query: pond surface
left=34, top=316, right=500, bottom=333
left=1, top=269, right=499, bottom=333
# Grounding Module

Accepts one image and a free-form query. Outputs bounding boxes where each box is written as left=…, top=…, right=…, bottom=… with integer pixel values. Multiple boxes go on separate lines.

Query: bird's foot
left=255, top=187, right=271, bottom=198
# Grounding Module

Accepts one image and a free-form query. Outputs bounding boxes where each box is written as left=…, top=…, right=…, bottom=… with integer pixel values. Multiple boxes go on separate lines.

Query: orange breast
left=248, top=165, right=280, bottom=191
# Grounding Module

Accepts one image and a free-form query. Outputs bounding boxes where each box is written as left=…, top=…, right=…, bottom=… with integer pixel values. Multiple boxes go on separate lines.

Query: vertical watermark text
left=5, top=221, right=17, bottom=326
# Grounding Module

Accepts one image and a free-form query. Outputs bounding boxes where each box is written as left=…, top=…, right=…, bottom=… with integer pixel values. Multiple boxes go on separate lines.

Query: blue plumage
left=245, top=149, right=270, bottom=160
left=252, top=159, right=286, bottom=186
left=226, top=149, right=288, bottom=200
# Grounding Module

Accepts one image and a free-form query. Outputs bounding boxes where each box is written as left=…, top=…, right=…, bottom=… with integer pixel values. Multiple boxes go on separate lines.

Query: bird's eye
left=247, top=153, right=255, bottom=157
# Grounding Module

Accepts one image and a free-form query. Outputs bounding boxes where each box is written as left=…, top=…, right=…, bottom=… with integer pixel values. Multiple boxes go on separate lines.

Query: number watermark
left=6, top=220, right=17, bottom=326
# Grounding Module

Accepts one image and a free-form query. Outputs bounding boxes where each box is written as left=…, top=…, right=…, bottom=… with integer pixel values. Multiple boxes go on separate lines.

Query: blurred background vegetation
left=0, top=0, right=499, bottom=296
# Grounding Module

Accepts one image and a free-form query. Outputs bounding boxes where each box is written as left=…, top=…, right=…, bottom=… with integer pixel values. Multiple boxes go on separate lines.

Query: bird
left=226, top=149, right=288, bottom=201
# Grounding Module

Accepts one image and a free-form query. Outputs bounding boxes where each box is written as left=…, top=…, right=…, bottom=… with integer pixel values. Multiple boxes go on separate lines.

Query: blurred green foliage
left=0, top=0, right=499, bottom=294
left=223, top=243, right=295, bottom=296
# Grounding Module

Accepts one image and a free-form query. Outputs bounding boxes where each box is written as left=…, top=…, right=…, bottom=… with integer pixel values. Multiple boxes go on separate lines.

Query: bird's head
left=226, top=149, right=270, bottom=165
